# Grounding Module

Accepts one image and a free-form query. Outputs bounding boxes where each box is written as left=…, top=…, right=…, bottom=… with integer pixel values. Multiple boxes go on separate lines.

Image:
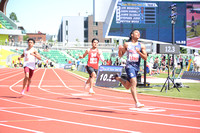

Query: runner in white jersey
left=112, top=30, right=147, bottom=108
left=18, top=38, right=41, bottom=95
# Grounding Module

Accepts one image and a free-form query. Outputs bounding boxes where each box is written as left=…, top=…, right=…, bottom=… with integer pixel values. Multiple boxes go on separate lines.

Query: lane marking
left=0, top=70, right=22, bottom=76
left=1, top=98, right=200, bottom=130
left=3, top=68, right=200, bottom=131
left=129, top=107, right=166, bottom=112
left=0, top=106, right=41, bottom=110
left=71, top=93, right=92, bottom=96
left=0, top=119, right=49, bottom=123
left=0, top=123, right=43, bottom=133
left=0, top=71, right=24, bottom=81
left=1, top=109, right=140, bottom=133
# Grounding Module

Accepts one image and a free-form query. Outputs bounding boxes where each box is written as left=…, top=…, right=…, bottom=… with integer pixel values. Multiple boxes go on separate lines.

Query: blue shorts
left=125, top=65, right=138, bottom=82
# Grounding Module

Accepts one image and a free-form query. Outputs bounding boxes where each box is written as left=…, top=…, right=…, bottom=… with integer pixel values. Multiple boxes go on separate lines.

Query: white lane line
left=5, top=69, right=200, bottom=130
left=0, top=123, right=44, bottom=133
left=7, top=68, right=141, bottom=132
left=0, top=85, right=65, bottom=87
left=71, top=93, right=93, bottom=96
left=0, top=70, right=22, bottom=76
left=37, top=84, right=200, bottom=120
left=40, top=85, right=64, bottom=87
left=1, top=109, right=140, bottom=133
left=0, top=71, right=24, bottom=81
left=1, top=97, right=200, bottom=131
left=0, top=106, right=41, bottom=110
left=0, top=85, right=38, bottom=87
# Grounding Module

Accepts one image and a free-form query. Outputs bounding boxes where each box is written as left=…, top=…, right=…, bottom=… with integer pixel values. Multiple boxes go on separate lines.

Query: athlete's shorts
left=125, top=65, right=138, bottom=82
left=86, top=66, right=98, bottom=78
left=24, top=67, right=34, bottom=78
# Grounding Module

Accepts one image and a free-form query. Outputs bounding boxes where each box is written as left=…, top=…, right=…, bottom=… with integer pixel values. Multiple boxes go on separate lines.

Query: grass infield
left=67, top=69, right=200, bottom=100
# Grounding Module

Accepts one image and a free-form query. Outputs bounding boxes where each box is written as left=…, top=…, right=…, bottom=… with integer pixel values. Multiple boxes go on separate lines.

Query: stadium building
left=0, top=0, right=25, bottom=45
left=57, top=15, right=111, bottom=44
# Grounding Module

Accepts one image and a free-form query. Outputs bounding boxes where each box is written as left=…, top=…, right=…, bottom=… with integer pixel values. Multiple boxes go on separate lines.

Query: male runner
left=18, top=38, right=41, bottom=95
left=79, top=38, right=105, bottom=94
left=112, top=30, right=147, bottom=108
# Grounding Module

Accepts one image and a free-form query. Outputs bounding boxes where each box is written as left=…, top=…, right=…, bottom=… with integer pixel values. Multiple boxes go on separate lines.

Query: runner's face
left=132, top=31, right=140, bottom=39
left=92, top=40, right=98, bottom=48
left=28, top=40, right=34, bottom=48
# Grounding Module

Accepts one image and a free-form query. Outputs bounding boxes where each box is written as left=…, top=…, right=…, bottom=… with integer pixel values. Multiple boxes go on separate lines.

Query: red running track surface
left=0, top=68, right=200, bottom=133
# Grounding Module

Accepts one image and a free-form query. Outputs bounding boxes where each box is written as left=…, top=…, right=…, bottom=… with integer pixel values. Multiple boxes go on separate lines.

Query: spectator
left=114, top=58, right=120, bottom=66
left=68, top=60, right=72, bottom=64
left=76, top=58, right=80, bottom=69
left=151, top=57, right=160, bottom=75
left=179, top=55, right=183, bottom=69
left=185, top=56, right=189, bottom=69
left=193, top=52, right=200, bottom=72
left=149, top=56, right=154, bottom=75
left=176, top=55, right=180, bottom=68
left=161, top=55, right=166, bottom=72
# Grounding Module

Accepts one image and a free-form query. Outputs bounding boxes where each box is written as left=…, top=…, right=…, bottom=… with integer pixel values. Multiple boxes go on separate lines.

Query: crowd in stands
left=10, top=45, right=200, bottom=74
left=146, top=53, right=200, bottom=76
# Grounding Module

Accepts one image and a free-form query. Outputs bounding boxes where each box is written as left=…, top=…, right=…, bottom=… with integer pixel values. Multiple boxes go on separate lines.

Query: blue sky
left=6, top=0, right=93, bottom=35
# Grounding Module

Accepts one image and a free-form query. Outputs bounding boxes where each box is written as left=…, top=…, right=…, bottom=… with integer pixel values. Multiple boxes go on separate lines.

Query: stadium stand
left=40, top=50, right=73, bottom=64
left=0, top=48, right=16, bottom=67
left=0, top=11, right=17, bottom=29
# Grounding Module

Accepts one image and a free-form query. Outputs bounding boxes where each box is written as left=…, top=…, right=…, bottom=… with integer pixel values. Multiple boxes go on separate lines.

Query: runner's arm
left=118, top=43, right=127, bottom=57
left=79, top=49, right=89, bottom=59
left=18, top=52, right=24, bottom=60
left=31, top=49, right=41, bottom=60
left=98, top=50, right=105, bottom=62
left=136, top=43, right=147, bottom=61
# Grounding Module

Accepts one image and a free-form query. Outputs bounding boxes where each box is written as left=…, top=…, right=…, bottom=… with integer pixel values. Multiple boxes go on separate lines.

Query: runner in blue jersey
left=112, top=30, right=147, bottom=108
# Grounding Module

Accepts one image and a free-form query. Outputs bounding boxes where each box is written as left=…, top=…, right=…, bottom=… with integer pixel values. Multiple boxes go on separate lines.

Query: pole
left=172, top=23, right=175, bottom=82
left=144, top=60, right=146, bottom=87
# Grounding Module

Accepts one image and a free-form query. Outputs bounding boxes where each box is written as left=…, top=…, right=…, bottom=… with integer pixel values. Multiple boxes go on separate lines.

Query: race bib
left=25, top=53, right=29, bottom=61
left=90, top=58, right=97, bottom=64
left=129, top=54, right=139, bottom=62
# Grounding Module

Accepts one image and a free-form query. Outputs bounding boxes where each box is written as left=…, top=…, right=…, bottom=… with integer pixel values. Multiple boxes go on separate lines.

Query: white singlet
left=23, top=47, right=36, bottom=70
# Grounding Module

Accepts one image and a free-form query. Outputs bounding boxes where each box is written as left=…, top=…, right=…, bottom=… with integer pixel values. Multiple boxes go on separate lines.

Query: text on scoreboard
left=116, top=1, right=157, bottom=24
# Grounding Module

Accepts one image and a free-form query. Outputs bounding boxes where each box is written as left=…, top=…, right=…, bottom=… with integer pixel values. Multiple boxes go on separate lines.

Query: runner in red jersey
left=79, top=38, right=105, bottom=94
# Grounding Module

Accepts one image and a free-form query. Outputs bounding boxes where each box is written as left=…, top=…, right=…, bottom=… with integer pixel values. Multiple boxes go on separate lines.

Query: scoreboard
left=107, top=0, right=186, bottom=45
left=116, top=2, right=157, bottom=24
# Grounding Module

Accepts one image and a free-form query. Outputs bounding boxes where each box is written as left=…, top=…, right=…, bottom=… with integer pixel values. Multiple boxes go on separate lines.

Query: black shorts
left=86, top=66, right=98, bottom=77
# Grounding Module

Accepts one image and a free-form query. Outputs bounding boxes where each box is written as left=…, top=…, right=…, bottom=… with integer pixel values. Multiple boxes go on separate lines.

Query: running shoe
left=89, top=89, right=95, bottom=94
left=135, top=102, right=144, bottom=108
left=111, top=73, right=119, bottom=80
left=21, top=89, right=25, bottom=95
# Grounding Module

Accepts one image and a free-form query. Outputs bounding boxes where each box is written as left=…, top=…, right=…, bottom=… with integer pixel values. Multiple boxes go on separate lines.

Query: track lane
left=0, top=68, right=200, bottom=133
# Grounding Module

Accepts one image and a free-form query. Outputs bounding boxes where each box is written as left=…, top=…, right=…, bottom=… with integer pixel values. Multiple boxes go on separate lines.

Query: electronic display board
left=96, top=65, right=123, bottom=88
left=116, top=2, right=157, bottom=24
left=157, top=43, right=180, bottom=54
left=108, top=0, right=186, bottom=45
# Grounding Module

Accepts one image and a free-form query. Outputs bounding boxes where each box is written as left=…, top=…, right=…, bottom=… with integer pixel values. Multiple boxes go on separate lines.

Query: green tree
left=23, top=35, right=29, bottom=41
left=9, top=12, right=18, bottom=22
left=180, top=47, right=187, bottom=54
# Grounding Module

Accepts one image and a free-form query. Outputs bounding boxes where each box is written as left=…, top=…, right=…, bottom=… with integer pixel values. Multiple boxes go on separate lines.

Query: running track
left=187, top=37, right=200, bottom=48
left=0, top=68, right=200, bottom=133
